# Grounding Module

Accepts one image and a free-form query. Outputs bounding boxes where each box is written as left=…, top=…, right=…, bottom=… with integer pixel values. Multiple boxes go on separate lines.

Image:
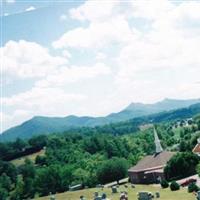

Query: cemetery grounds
left=35, top=184, right=195, bottom=200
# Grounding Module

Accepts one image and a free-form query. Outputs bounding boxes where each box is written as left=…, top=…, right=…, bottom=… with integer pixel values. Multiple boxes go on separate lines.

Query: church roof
left=128, top=151, right=175, bottom=173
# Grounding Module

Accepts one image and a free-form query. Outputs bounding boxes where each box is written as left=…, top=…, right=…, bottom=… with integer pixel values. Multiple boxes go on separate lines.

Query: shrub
left=188, top=182, right=199, bottom=193
left=160, top=179, right=169, bottom=188
left=170, top=181, right=180, bottom=191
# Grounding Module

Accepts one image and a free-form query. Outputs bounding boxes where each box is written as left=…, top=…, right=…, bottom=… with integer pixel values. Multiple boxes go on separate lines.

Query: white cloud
left=96, top=52, right=107, bottom=60
left=69, top=0, right=120, bottom=22
left=25, top=6, right=36, bottom=12
left=53, top=16, right=136, bottom=49
left=3, top=87, right=85, bottom=108
left=62, top=50, right=71, bottom=58
left=36, top=62, right=111, bottom=87
left=2, top=87, right=87, bottom=130
left=60, top=14, right=67, bottom=21
left=1, top=40, right=68, bottom=78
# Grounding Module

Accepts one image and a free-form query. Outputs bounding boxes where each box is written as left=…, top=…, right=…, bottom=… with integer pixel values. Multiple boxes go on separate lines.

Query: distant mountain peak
left=1, top=98, right=200, bottom=142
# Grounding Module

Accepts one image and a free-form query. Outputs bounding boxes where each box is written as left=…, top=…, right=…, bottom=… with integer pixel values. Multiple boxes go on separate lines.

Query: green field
left=10, top=149, right=45, bottom=166
left=35, top=184, right=195, bottom=200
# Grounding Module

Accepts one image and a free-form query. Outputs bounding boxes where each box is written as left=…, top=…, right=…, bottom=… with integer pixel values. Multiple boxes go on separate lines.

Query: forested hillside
left=0, top=113, right=200, bottom=199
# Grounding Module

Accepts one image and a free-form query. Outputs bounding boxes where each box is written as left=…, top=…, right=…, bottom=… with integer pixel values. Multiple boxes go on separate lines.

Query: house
left=128, top=128, right=175, bottom=184
left=192, top=138, right=200, bottom=156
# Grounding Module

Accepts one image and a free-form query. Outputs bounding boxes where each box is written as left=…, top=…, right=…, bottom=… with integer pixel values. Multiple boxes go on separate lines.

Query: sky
left=1, top=0, right=200, bottom=132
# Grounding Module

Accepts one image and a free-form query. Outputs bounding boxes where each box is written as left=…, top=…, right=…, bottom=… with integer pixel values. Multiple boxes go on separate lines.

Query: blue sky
left=1, top=0, right=200, bottom=132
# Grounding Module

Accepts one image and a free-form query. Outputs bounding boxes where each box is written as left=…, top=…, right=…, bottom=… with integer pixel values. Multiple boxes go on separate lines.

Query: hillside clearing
left=10, top=149, right=45, bottom=166
left=34, top=184, right=194, bottom=200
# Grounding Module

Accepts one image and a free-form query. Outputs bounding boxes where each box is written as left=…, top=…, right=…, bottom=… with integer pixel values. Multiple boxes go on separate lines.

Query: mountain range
left=1, top=98, right=200, bottom=141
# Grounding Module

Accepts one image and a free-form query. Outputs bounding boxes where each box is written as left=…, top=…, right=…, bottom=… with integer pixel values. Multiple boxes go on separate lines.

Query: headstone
left=50, top=194, right=55, bottom=200
left=96, top=184, right=102, bottom=188
left=102, top=193, right=107, bottom=200
left=112, top=186, right=118, bottom=193
left=137, top=191, right=153, bottom=200
left=197, top=191, right=200, bottom=200
left=155, top=192, right=160, bottom=198
left=80, top=195, right=85, bottom=200
left=94, top=192, right=99, bottom=197
left=131, top=184, right=135, bottom=188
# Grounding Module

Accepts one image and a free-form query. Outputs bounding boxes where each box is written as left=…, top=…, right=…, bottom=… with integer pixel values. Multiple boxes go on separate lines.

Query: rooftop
left=128, top=151, right=175, bottom=173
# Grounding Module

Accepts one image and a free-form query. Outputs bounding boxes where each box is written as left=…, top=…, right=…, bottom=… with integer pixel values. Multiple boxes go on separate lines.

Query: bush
left=188, top=182, right=199, bottom=193
left=170, top=181, right=180, bottom=191
left=160, top=179, right=169, bottom=188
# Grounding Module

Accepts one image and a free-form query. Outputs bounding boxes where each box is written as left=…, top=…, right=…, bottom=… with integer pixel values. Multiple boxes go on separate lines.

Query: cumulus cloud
left=53, top=16, right=136, bottom=49
left=36, top=63, right=111, bottom=87
left=2, top=87, right=87, bottom=130
left=1, top=40, right=68, bottom=78
left=69, top=0, right=120, bottom=22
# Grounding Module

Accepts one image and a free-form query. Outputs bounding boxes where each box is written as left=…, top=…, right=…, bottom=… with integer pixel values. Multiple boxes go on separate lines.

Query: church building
left=128, top=128, right=175, bottom=184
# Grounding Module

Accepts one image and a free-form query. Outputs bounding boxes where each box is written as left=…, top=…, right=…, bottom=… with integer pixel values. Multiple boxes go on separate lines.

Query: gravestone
left=138, top=191, right=153, bottom=200
left=112, top=186, right=118, bottom=193
left=94, top=192, right=102, bottom=200
left=197, top=191, right=200, bottom=200
left=131, top=184, right=135, bottom=188
left=155, top=192, right=160, bottom=198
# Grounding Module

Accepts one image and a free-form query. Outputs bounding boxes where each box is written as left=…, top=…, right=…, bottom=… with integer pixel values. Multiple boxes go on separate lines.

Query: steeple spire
left=154, top=127, right=163, bottom=154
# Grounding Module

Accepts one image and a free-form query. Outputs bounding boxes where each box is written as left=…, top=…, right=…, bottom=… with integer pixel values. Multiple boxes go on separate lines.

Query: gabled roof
left=193, top=143, right=200, bottom=153
left=128, top=151, right=175, bottom=173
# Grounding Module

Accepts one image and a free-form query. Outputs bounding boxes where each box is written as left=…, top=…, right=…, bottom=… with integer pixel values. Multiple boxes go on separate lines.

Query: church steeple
left=154, top=127, right=163, bottom=154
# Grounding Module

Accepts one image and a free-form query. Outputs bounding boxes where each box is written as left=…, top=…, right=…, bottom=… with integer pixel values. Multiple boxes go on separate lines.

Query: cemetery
left=35, top=183, right=195, bottom=200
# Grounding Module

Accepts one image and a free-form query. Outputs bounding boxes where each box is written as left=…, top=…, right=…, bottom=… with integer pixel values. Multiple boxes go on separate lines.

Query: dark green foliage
left=0, top=187, right=8, bottom=200
left=160, top=179, right=169, bottom=188
left=188, top=182, right=199, bottom=193
left=29, top=135, right=47, bottom=148
left=164, top=152, right=199, bottom=181
left=0, top=173, right=12, bottom=191
left=170, top=181, right=180, bottom=191
left=35, top=155, right=47, bottom=166
left=35, top=164, right=73, bottom=196
left=0, top=160, right=17, bottom=184
left=97, top=158, right=128, bottom=184
left=19, top=159, right=36, bottom=179
left=179, top=140, right=191, bottom=152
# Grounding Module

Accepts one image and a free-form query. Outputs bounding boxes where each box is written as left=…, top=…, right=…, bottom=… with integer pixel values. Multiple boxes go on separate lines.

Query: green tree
left=10, top=178, right=24, bottom=200
left=35, top=155, right=47, bottom=166
left=0, top=173, right=12, bottom=191
left=164, top=152, right=199, bottom=180
left=97, top=158, right=128, bottom=184
left=0, top=187, right=8, bottom=200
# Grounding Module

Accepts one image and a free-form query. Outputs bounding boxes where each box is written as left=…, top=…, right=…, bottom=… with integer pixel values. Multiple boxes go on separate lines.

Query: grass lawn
left=10, top=149, right=45, bottom=166
left=34, top=184, right=195, bottom=200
